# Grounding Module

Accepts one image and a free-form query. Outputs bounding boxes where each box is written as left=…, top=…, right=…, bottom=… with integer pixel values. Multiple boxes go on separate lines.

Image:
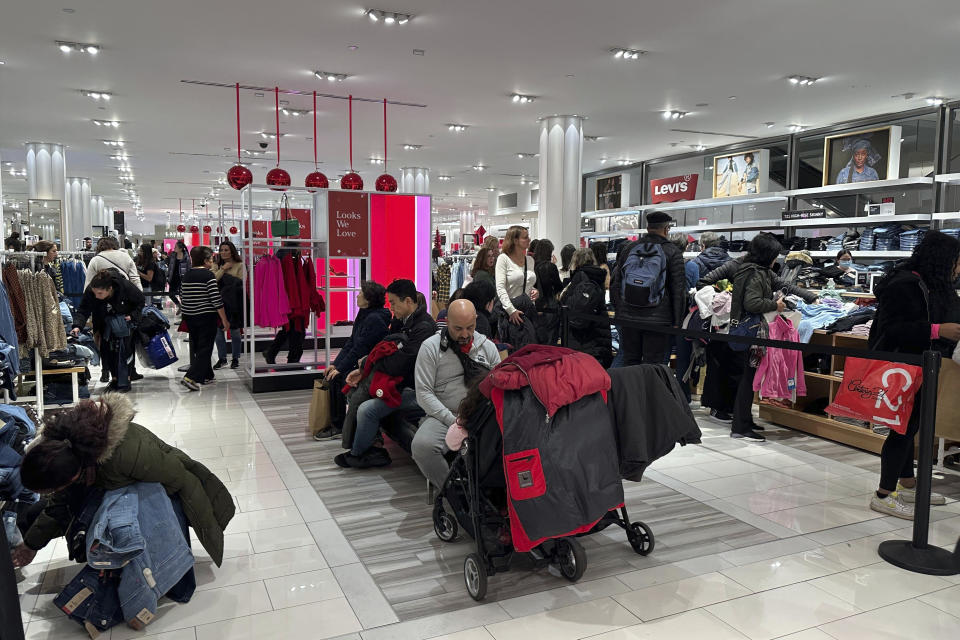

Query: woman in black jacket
left=560, top=249, right=612, bottom=367
left=70, top=269, right=145, bottom=392
left=867, top=231, right=960, bottom=519
left=314, top=281, right=391, bottom=441
left=728, top=233, right=785, bottom=441
left=533, top=239, right=563, bottom=345
left=462, top=279, right=497, bottom=340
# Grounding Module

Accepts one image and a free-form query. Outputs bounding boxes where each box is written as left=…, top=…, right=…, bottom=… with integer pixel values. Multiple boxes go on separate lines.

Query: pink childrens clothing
left=253, top=254, right=292, bottom=328
left=753, top=315, right=807, bottom=402
left=445, top=418, right=468, bottom=452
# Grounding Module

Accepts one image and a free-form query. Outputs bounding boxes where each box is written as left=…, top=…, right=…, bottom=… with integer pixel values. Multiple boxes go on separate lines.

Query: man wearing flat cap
left=836, top=138, right=880, bottom=184
left=610, top=210, right=687, bottom=365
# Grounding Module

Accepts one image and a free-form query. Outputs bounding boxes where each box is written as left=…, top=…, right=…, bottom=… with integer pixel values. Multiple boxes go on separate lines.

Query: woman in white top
left=495, top=226, right=539, bottom=325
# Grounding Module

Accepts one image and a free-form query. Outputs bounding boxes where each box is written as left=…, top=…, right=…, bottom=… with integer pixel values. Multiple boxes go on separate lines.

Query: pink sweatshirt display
left=753, top=315, right=807, bottom=403
left=253, top=254, right=292, bottom=328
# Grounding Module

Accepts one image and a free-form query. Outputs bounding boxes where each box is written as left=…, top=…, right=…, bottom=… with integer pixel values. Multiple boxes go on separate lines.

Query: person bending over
left=411, top=299, right=500, bottom=489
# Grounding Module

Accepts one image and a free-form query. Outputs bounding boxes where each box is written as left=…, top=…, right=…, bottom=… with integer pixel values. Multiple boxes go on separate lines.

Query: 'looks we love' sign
left=650, top=174, right=699, bottom=204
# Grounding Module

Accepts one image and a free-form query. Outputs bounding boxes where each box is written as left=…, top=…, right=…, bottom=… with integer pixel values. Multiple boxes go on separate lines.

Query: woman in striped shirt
left=180, top=246, right=230, bottom=391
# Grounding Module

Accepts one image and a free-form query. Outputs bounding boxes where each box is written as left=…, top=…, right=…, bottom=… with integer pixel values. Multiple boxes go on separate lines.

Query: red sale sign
left=650, top=174, right=699, bottom=204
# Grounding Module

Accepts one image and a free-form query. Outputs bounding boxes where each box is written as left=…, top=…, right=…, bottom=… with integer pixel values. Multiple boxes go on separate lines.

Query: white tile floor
left=14, top=339, right=960, bottom=640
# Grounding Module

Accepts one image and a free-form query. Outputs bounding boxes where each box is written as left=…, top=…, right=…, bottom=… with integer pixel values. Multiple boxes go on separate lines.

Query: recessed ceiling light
left=662, top=110, right=688, bottom=120
left=62, top=8, right=76, bottom=13
left=599, top=158, right=607, bottom=164
left=446, top=123, right=468, bottom=132
left=366, top=9, right=413, bottom=24
left=610, top=47, right=645, bottom=60
left=617, top=159, right=630, bottom=165
left=437, top=175, right=453, bottom=181
left=763, top=122, right=776, bottom=128
left=57, top=40, right=99, bottom=55
left=101, top=139, right=124, bottom=146
left=259, top=132, right=289, bottom=139
left=83, top=90, right=111, bottom=101
left=583, top=135, right=602, bottom=142
left=93, top=119, right=120, bottom=127
left=516, top=152, right=538, bottom=159
left=787, top=75, right=820, bottom=86
left=728, top=96, right=737, bottom=100
left=314, top=70, right=348, bottom=82
left=348, top=45, right=359, bottom=50
left=402, top=144, right=422, bottom=150
left=510, top=93, right=537, bottom=104
left=281, top=108, right=309, bottom=117
left=369, top=157, right=384, bottom=165
left=788, top=124, right=806, bottom=132
left=472, top=164, right=487, bottom=171
left=926, top=96, right=946, bottom=106
left=484, top=187, right=497, bottom=192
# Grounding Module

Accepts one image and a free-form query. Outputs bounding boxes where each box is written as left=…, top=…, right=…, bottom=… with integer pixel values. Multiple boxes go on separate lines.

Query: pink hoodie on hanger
left=753, top=315, right=807, bottom=402
left=253, top=254, right=291, bottom=328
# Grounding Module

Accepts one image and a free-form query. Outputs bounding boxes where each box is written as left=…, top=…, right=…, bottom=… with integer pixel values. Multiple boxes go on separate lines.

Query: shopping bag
left=826, top=357, right=922, bottom=434
left=136, top=331, right=178, bottom=369
left=308, top=380, right=332, bottom=435
left=271, top=192, right=300, bottom=237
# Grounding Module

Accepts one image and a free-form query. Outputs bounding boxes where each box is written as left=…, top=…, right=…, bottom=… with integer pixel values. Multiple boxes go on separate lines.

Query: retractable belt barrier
left=553, top=305, right=957, bottom=577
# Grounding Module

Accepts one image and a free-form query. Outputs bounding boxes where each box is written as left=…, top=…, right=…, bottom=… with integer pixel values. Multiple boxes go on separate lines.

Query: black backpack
left=562, top=273, right=606, bottom=330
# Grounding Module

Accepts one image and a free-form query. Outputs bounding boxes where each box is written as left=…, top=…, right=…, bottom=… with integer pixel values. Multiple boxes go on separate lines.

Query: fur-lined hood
left=29, top=392, right=136, bottom=464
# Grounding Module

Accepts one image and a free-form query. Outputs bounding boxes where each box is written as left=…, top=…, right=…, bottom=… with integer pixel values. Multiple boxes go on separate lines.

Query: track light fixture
left=510, top=93, right=537, bottom=104
left=472, top=164, right=487, bottom=171
left=83, top=90, right=111, bottom=101
left=402, top=144, right=422, bottom=150
left=662, top=110, right=688, bottom=120
left=101, top=140, right=125, bottom=147
left=366, top=9, right=412, bottom=24
left=610, top=47, right=645, bottom=60
left=484, top=187, right=497, bottom=192
left=93, top=119, right=120, bottom=127
left=281, top=108, right=309, bottom=117
left=369, top=157, right=384, bottom=165
left=926, top=96, right=946, bottom=106
left=260, top=132, right=288, bottom=139
left=437, top=175, right=453, bottom=181
left=314, top=70, right=348, bottom=82
left=787, top=75, right=820, bottom=86
left=57, top=41, right=100, bottom=55
left=447, top=123, right=468, bottom=132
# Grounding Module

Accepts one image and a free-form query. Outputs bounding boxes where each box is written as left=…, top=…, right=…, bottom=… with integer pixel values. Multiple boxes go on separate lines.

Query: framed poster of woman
left=712, top=149, right=769, bottom=198
left=823, top=126, right=901, bottom=186
left=596, top=175, right=622, bottom=210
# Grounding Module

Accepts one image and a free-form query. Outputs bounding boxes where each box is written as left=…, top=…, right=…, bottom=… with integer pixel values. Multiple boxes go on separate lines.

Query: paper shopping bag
left=826, top=357, right=922, bottom=434
left=308, top=380, right=332, bottom=435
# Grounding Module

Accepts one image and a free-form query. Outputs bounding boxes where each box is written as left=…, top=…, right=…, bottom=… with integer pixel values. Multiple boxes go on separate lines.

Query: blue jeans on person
left=214, top=328, right=241, bottom=362
left=351, top=388, right=419, bottom=457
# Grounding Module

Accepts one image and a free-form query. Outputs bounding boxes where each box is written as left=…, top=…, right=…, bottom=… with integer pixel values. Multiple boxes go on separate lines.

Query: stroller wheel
left=464, top=553, right=488, bottom=601
left=627, top=522, right=655, bottom=556
left=555, top=538, right=587, bottom=582
left=433, top=504, right=459, bottom=542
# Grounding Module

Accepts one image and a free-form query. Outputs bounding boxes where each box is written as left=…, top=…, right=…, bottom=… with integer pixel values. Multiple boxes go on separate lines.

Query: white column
left=537, top=115, right=583, bottom=247
left=67, top=177, right=91, bottom=245
left=0, top=151, right=5, bottom=241
left=26, top=142, right=69, bottom=242
left=401, top=167, right=430, bottom=194
left=459, top=210, right=476, bottom=240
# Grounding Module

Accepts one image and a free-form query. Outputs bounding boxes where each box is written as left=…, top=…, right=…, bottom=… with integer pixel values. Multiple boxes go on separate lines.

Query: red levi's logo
left=650, top=174, right=699, bottom=204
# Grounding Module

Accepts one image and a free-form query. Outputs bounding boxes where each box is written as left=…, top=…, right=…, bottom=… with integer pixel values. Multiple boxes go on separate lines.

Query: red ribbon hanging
left=274, top=87, right=280, bottom=165
left=383, top=98, right=387, bottom=171
left=235, top=82, right=241, bottom=163
left=179, top=198, right=182, bottom=221
left=348, top=94, right=353, bottom=171
left=313, top=91, right=318, bottom=169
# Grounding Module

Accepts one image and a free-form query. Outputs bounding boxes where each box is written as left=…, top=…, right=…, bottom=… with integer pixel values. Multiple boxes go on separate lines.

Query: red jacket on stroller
left=480, top=345, right=624, bottom=552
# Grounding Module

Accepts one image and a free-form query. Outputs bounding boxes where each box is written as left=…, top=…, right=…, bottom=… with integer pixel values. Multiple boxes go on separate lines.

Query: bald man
left=412, top=299, right=501, bottom=489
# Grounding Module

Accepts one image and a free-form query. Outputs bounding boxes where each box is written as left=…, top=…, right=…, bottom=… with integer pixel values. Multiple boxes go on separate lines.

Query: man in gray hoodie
left=412, top=299, right=500, bottom=489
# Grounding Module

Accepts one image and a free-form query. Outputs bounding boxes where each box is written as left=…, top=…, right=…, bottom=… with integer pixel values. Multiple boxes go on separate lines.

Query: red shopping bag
left=826, top=357, right=923, bottom=434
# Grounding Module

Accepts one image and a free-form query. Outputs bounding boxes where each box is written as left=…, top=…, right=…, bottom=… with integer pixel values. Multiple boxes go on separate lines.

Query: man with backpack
left=611, top=211, right=687, bottom=365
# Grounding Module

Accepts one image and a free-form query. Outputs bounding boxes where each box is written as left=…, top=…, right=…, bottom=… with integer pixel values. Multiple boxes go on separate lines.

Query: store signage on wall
left=113, top=210, right=125, bottom=235
left=781, top=209, right=827, bottom=221
left=650, top=174, right=698, bottom=204
left=287, top=208, right=312, bottom=239
left=581, top=216, right=597, bottom=232
left=328, top=191, right=370, bottom=257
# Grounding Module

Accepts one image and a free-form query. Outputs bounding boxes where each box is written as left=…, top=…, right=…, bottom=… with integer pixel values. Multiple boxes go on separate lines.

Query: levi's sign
left=650, top=174, right=699, bottom=204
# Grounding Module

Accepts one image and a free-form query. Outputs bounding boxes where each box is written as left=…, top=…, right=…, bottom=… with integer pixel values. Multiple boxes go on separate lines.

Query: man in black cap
left=610, top=211, right=687, bottom=365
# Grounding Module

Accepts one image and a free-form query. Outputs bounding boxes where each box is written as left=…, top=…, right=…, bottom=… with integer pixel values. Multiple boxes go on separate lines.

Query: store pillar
left=538, top=115, right=583, bottom=247
left=67, top=177, right=91, bottom=245
left=25, top=142, right=69, bottom=241
left=401, top=167, right=430, bottom=194
left=0, top=151, right=5, bottom=241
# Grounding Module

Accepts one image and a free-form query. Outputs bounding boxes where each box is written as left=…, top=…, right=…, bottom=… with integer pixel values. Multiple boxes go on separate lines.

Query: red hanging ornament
left=189, top=224, right=199, bottom=233
left=203, top=225, right=212, bottom=233
left=228, top=83, right=252, bottom=190
left=176, top=224, right=186, bottom=233
left=305, top=90, right=329, bottom=190
left=340, top=94, right=364, bottom=190
left=267, top=86, right=290, bottom=190
left=229, top=226, right=238, bottom=235
left=376, top=98, right=396, bottom=192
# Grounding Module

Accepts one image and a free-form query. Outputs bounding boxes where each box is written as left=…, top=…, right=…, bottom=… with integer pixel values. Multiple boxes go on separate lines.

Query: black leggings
left=731, top=351, right=757, bottom=434
left=879, top=395, right=922, bottom=492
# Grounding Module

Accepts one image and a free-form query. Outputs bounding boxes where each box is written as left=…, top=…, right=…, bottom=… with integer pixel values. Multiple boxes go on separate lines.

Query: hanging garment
left=753, top=315, right=807, bottom=403
left=0, top=279, right=20, bottom=361
left=253, top=255, right=291, bottom=328
left=3, top=263, right=28, bottom=345
left=435, top=262, right=451, bottom=303
left=17, top=270, right=67, bottom=357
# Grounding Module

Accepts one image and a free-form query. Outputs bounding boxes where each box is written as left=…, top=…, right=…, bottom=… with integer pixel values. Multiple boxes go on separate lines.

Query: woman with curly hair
left=868, top=230, right=960, bottom=519
left=10, top=393, right=235, bottom=569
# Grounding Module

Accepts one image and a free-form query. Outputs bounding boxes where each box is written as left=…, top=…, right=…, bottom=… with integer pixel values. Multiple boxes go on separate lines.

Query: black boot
left=213, top=359, right=227, bottom=370
left=231, top=359, right=239, bottom=369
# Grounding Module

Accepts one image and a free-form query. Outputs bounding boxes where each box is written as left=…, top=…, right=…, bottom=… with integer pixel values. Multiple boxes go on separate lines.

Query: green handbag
left=271, top=194, right=300, bottom=237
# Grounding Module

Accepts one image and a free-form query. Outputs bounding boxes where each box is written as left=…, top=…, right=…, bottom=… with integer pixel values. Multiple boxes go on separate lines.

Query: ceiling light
left=384, top=14, right=395, bottom=23
left=366, top=8, right=412, bottom=24
left=600, top=158, right=607, bottom=164
left=484, top=187, right=497, bottom=192
left=101, top=140, right=124, bottom=146
left=691, top=144, right=706, bottom=151
left=763, top=122, right=775, bottom=128
left=447, top=123, right=468, bottom=132
left=437, top=175, right=453, bottom=181
left=472, top=164, right=487, bottom=171
left=787, top=75, right=820, bottom=86
left=57, top=40, right=100, bottom=55
left=617, top=159, right=630, bottom=166
left=610, top=47, right=645, bottom=60
left=259, top=132, right=288, bottom=139
left=314, top=70, right=348, bottom=82
left=403, top=144, right=422, bottom=150
left=281, top=108, right=309, bottom=117
left=367, top=9, right=379, bottom=20
left=511, top=93, right=537, bottom=104
left=93, top=119, right=120, bottom=127
left=83, top=90, right=111, bottom=100
left=663, top=110, right=688, bottom=120
left=926, top=96, right=946, bottom=106
left=583, top=135, right=603, bottom=142
left=788, top=124, right=806, bottom=132
left=516, top=152, right=538, bottom=159
left=369, top=157, right=384, bottom=165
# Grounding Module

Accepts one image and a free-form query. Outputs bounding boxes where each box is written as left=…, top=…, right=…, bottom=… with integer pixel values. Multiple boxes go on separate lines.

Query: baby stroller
left=432, top=345, right=655, bottom=601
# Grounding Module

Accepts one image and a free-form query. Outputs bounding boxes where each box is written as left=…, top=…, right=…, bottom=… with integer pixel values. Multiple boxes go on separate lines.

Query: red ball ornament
left=305, top=171, right=329, bottom=189
left=203, top=225, right=212, bottom=233
left=189, top=225, right=199, bottom=233
left=229, top=226, right=238, bottom=235
left=266, top=167, right=291, bottom=190
left=341, top=172, right=363, bottom=190
left=227, top=164, right=253, bottom=190
left=375, top=173, right=398, bottom=192
left=176, top=224, right=186, bottom=233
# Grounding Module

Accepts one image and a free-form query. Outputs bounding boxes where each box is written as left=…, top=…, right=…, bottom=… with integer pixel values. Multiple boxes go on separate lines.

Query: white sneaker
left=870, top=492, right=915, bottom=520
left=896, top=482, right=947, bottom=505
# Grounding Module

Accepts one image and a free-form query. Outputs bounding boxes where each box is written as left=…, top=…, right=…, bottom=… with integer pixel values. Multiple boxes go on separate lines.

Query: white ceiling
left=2, top=0, right=959, bottom=226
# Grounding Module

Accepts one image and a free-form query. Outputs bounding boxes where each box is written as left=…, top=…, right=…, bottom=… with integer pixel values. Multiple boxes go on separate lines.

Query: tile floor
left=13, top=332, right=960, bottom=640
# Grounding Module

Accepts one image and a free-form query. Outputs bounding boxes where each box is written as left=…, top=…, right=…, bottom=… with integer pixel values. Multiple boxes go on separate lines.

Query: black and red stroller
left=432, top=345, right=656, bottom=601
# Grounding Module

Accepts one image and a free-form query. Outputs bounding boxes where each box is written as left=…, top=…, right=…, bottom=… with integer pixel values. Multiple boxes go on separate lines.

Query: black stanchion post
left=559, top=305, right=569, bottom=348
left=878, top=349, right=958, bottom=576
